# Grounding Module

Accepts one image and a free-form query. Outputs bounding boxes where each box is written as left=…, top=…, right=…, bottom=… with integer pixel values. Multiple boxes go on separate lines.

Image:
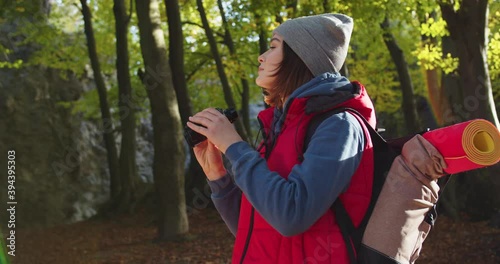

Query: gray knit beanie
left=274, top=13, right=353, bottom=76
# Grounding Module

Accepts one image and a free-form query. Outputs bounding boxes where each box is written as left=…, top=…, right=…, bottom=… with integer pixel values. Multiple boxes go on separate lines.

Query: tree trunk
left=164, top=0, right=192, bottom=126
left=415, top=95, right=438, bottom=129
left=196, top=0, right=248, bottom=142
left=322, top=0, right=331, bottom=13
left=440, top=0, right=499, bottom=127
left=440, top=35, right=463, bottom=125
left=380, top=16, right=421, bottom=134
left=217, top=0, right=253, bottom=141
left=250, top=6, right=269, bottom=108
left=438, top=0, right=500, bottom=221
left=135, top=0, right=188, bottom=240
left=164, top=0, right=206, bottom=207
left=80, top=0, right=120, bottom=199
left=275, top=0, right=297, bottom=23
left=113, top=0, right=139, bottom=212
left=255, top=14, right=268, bottom=56
left=423, top=69, right=441, bottom=126
left=438, top=35, right=466, bottom=219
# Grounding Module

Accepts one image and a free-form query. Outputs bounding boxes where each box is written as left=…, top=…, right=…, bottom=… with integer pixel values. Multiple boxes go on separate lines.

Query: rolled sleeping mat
left=422, top=119, right=500, bottom=174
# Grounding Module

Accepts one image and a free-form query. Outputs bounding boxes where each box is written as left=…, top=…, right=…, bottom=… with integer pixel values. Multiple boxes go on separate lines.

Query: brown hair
left=266, top=41, right=314, bottom=108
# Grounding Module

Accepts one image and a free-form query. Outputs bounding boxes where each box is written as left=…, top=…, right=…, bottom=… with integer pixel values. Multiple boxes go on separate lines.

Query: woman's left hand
left=186, top=108, right=243, bottom=153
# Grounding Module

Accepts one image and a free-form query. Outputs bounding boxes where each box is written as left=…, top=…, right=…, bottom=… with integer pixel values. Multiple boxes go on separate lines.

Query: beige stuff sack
left=359, top=134, right=447, bottom=264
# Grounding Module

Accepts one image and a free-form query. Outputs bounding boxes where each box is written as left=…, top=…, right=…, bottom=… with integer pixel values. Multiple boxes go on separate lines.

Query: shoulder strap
left=304, top=107, right=386, bottom=158
left=304, top=107, right=397, bottom=264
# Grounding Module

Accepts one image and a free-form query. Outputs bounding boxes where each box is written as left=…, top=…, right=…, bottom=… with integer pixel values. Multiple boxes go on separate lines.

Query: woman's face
left=256, top=33, right=283, bottom=92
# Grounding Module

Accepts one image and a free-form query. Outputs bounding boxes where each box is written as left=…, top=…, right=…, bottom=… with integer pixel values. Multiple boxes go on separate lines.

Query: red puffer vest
left=231, top=81, right=376, bottom=264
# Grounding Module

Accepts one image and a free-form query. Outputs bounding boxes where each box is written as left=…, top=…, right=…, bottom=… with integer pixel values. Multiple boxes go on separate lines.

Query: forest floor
left=6, top=206, right=500, bottom=264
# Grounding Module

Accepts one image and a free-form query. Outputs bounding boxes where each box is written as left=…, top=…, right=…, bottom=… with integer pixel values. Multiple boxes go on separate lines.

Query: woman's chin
left=255, top=78, right=262, bottom=87
left=263, top=96, right=272, bottom=106
left=255, top=78, right=272, bottom=90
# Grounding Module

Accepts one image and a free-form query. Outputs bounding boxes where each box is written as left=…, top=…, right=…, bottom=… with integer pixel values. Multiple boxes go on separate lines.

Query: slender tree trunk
left=322, top=0, right=331, bottom=13
left=248, top=3, right=268, bottom=56
left=423, top=69, right=441, bottom=125
left=250, top=4, right=269, bottom=108
left=196, top=0, right=248, bottom=142
left=440, top=0, right=499, bottom=127
left=113, top=0, right=138, bottom=212
left=80, top=0, right=120, bottom=199
left=275, top=0, right=297, bottom=23
left=415, top=95, right=438, bottom=129
left=286, top=0, right=298, bottom=18
left=440, top=35, right=463, bottom=125
left=164, top=0, right=192, bottom=125
left=135, top=0, right=188, bottom=240
left=380, top=16, right=421, bottom=134
left=257, top=19, right=268, bottom=55
left=217, top=0, right=252, bottom=140
left=164, top=0, right=206, bottom=208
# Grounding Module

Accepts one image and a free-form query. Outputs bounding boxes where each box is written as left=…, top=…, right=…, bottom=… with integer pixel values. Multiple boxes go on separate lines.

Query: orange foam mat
left=422, top=119, right=500, bottom=174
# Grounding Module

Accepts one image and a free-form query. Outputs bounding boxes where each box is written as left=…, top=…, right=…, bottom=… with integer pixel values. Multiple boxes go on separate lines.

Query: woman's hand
left=192, top=140, right=227, bottom=181
left=186, top=108, right=243, bottom=154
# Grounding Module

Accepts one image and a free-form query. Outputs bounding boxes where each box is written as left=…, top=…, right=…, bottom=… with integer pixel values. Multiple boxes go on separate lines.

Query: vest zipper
left=256, top=118, right=267, bottom=152
left=239, top=207, right=255, bottom=264
left=241, top=103, right=293, bottom=262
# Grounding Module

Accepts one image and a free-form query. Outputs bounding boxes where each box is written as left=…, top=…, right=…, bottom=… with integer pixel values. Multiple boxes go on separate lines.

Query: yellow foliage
left=420, top=17, right=449, bottom=38
left=0, top=59, right=23, bottom=69
left=413, top=43, right=458, bottom=74
left=488, top=32, right=500, bottom=80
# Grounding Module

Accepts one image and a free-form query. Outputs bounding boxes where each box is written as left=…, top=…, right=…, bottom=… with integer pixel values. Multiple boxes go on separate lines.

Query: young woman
left=186, top=13, right=376, bottom=264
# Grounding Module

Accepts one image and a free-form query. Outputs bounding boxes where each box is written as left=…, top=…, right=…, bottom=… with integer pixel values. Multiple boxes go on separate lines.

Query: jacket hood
left=258, top=72, right=376, bottom=135
left=286, top=72, right=352, bottom=104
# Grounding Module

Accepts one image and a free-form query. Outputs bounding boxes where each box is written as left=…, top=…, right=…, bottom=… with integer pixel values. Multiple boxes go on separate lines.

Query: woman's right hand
left=193, top=140, right=227, bottom=181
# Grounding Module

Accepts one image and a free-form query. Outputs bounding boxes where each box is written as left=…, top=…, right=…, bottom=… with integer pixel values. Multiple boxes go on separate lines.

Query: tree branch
left=182, top=21, right=225, bottom=38
left=185, top=58, right=209, bottom=82
left=182, top=20, right=204, bottom=29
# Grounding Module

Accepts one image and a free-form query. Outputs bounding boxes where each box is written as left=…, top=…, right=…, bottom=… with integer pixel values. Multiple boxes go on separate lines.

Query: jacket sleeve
left=207, top=174, right=241, bottom=236
left=224, top=112, right=364, bottom=236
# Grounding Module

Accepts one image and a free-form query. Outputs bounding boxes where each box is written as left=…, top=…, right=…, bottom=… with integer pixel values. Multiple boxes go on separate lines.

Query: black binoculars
left=184, top=108, right=238, bottom=148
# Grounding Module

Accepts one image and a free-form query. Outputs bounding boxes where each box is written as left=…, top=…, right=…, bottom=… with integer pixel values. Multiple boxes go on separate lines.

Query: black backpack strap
left=424, top=174, right=452, bottom=226
left=303, top=107, right=382, bottom=152
left=303, top=108, right=344, bottom=155
left=333, top=199, right=357, bottom=264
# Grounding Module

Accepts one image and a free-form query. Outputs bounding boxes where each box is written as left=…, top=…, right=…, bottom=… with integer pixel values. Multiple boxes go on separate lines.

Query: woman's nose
left=258, top=54, right=264, bottom=63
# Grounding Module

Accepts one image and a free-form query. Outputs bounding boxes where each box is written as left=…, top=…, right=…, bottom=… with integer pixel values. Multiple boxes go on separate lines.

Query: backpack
left=305, top=107, right=450, bottom=264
